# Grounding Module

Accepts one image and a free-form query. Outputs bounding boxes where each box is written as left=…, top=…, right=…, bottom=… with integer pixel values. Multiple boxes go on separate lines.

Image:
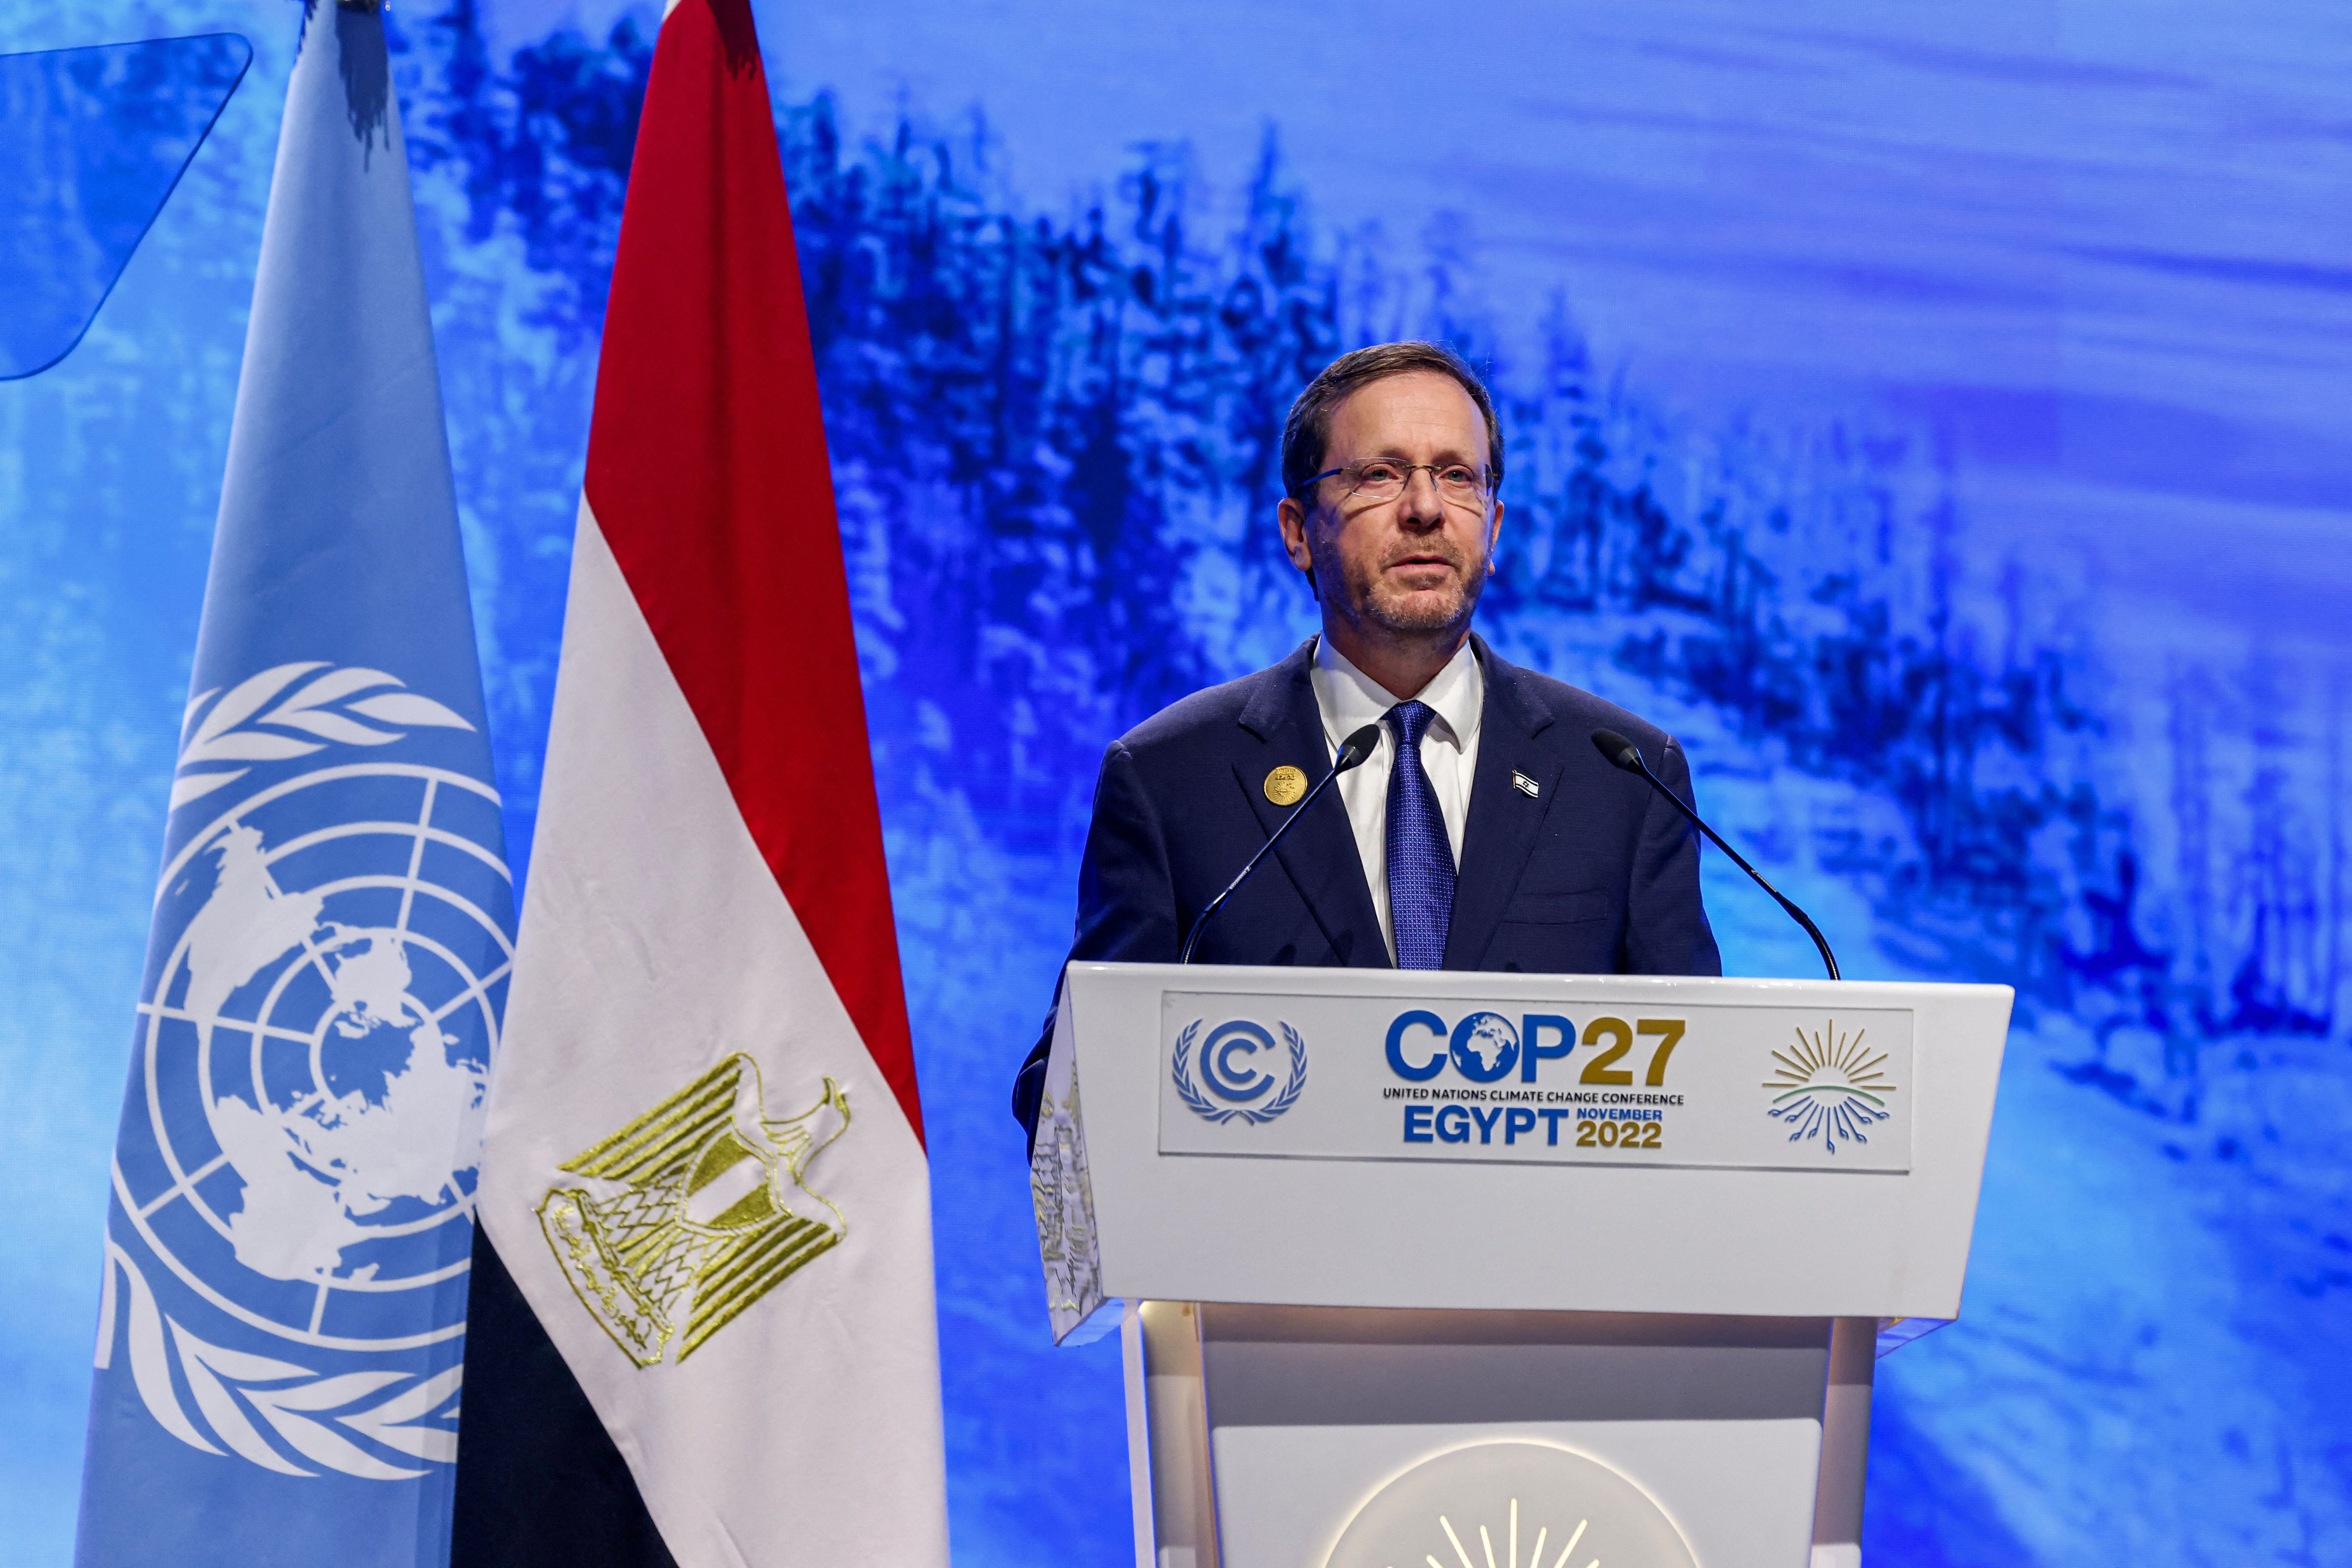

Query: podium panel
left=1199, top=1306, right=1830, bottom=1568
left=1034, top=965, right=2010, bottom=1568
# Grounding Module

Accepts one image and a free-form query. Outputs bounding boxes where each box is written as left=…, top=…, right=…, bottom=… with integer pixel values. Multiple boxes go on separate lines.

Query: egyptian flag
left=452, top=2, right=949, bottom=1564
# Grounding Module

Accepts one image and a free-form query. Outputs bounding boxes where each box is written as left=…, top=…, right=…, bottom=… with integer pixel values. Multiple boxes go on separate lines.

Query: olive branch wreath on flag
left=173, top=661, right=477, bottom=811
left=94, top=1243, right=461, bottom=1481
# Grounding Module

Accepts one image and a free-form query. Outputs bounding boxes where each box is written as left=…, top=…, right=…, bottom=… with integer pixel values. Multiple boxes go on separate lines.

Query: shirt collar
left=1313, top=635, right=1484, bottom=752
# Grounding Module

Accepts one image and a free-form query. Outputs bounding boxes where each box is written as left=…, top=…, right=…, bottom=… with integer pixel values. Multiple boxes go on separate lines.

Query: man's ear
left=1277, top=495, right=1317, bottom=574
left=1277, top=495, right=1322, bottom=601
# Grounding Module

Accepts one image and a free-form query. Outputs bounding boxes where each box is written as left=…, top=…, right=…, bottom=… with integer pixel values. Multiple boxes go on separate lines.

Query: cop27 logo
left=1172, top=1019, right=1307, bottom=1124
left=1384, top=1010, right=1687, bottom=1086
left=1386, top=1010, right=1564, bottom=1082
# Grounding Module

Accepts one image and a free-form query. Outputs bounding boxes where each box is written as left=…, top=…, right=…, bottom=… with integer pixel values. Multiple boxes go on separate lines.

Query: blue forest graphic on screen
left=2, top=1, right=2346, bottom=1565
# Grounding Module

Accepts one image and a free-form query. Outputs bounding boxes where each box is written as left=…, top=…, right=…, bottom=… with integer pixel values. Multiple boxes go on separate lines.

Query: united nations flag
left=73, top=10, right=511, bottom=1568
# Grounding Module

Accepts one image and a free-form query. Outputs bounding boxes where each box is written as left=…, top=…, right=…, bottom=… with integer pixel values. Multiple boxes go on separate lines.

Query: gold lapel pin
left=1263, top=765, right=1309, bottom=806
left=1512, top=770, right=1540, bottom=798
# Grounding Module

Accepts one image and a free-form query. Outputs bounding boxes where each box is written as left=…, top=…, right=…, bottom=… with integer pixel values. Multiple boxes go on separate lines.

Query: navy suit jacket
left=1011, top=634, right=1720, bottom=1137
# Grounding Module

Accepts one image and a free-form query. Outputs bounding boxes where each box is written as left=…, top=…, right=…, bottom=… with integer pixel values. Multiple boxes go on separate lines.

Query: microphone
left=1590, top=728, right=1841, bottom=981
left=1180, top=722, right=1384, bottom=964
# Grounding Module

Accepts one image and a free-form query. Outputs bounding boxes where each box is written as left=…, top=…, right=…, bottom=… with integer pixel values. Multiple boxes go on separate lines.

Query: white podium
left=1029, top=964, right=2010, bottom=1568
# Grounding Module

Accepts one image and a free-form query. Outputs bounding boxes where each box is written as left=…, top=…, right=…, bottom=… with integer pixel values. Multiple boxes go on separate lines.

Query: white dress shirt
left=1310, top=635, right=1485, bottom=963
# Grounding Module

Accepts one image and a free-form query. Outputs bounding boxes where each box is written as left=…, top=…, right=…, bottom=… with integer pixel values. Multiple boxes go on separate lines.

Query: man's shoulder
left=1483, top=645, right=1682, bottom=752
left=1110, top=642, right=1312, bottom=760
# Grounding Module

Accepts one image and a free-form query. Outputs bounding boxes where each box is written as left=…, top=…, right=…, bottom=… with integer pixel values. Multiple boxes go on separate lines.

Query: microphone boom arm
left=1180, top=722, right=1382, bottom=964
left=1594, top=730, right=1841, bottom=982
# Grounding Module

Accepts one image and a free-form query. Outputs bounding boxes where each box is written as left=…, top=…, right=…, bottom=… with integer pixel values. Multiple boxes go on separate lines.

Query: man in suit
left=1011, top=340, right=1719, bottom=1141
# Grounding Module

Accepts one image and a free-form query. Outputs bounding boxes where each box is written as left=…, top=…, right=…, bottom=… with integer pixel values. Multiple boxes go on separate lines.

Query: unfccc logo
left=1172, top=1019, right=1308, bottom=1124
left=1385, top=1010, right=1576, bottom=1083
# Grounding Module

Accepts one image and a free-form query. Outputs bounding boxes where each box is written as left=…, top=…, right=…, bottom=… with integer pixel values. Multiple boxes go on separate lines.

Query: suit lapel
left=1443, top=638, right=1561, bottom=969
left=1236, top=642, right=1389, bottom=968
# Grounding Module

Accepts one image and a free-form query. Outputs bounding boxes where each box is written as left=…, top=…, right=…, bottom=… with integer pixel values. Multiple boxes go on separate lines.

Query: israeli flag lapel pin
left=1512, top=770, right=1540, bottom=798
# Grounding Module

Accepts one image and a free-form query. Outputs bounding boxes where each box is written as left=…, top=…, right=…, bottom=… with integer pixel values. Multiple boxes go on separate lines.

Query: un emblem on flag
left=99, top=663, right=510, bottom=1478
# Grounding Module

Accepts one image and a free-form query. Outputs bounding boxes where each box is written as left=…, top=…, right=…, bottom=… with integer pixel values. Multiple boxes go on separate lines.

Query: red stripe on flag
left=583, top=0, right=923, bottom=1146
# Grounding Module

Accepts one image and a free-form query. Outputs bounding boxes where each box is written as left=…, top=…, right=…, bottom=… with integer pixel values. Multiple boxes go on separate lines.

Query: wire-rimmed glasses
left=1289, top=459, right=1495, bottom=510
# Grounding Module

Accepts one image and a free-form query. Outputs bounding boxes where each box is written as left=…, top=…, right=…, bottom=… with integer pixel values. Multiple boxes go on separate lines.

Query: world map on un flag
left=98, top=663, right=513, bottom=1480
left=190, top=819, right=489, bottom=1283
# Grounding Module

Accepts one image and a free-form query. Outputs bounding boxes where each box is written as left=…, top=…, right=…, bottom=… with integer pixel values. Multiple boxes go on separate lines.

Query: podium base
left=1124, top=1302, right=1877, bottom=1568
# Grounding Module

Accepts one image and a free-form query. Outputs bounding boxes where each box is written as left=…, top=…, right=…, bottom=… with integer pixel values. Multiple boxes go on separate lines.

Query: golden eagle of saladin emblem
left=538, top=1054, right=849, bottom=1367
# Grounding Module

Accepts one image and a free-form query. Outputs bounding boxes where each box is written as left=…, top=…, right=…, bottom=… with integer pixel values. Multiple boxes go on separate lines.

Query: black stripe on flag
left=452, top=1232, right=680, bottom=1568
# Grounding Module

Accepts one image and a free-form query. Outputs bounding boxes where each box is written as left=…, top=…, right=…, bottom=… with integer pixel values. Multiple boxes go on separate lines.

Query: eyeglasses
left=1290, top=460, right=1496, bottom=510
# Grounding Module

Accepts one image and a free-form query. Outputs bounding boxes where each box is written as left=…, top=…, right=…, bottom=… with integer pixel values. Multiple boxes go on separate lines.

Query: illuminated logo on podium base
left=1323, top=1441, right=1696, bottom=1568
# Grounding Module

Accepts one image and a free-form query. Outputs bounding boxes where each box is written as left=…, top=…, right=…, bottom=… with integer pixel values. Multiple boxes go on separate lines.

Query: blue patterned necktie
left=1384, top=700, right=1456, bottom=969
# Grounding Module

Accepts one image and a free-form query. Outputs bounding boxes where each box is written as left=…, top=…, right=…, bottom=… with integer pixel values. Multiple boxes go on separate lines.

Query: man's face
left=1280, top=370, right=1503, bottom=641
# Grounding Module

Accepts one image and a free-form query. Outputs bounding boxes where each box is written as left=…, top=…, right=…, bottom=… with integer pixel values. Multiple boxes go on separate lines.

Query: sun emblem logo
left=1424, top=1499, right=1591, bottom=1568
left=1321, top=1440, right=1696, bottom=1568
left=1762, top=1017, right=1897, bottom=1153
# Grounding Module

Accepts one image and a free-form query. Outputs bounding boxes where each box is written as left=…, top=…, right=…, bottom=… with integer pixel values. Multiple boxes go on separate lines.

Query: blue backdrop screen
left=2, top=1, right=2347, bottom=1564
left=0, top=32, right=251, bottom=379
